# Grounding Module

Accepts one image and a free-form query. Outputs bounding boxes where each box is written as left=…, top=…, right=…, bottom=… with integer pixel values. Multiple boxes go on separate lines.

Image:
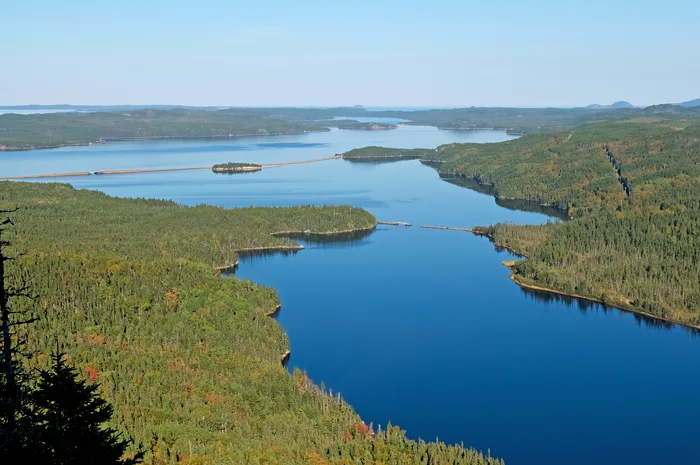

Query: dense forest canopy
left=0, top=182, right=502, bottom=465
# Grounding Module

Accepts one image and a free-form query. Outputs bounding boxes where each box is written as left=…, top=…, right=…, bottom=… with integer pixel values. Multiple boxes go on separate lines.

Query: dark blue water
left=2, top=125, right=699, bottom=465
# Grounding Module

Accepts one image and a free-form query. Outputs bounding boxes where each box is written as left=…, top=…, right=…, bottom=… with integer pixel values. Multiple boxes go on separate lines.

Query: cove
left=2, top=125, right=699, bottom=465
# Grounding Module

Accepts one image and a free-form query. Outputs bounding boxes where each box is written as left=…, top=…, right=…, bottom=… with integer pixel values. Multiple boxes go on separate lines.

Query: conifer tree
left=32, top=352, right=141, bottom=465
left=0, top=208, right=36, bottom=456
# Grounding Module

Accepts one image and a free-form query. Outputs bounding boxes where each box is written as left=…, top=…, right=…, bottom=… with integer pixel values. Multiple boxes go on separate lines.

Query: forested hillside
left=436, top=122, right=700, bottom=326
left=0, top=182, right=502, bottom=465
left=0, top=109, right=326, bottom=150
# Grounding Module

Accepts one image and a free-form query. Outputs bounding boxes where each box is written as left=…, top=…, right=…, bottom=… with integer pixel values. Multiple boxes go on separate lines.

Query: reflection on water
left=211, top=169, right=262, bottom=176
left=273, top=227, right=376, bottom=245
left=518, top=284, right=700, bottom=336
left=236, top=249, right=301, bottom=261
left=445, top=176, right=569, bottom=221
left=444, top=176, right=496, bottom=196
left=495, top=198, right=569, bottom=222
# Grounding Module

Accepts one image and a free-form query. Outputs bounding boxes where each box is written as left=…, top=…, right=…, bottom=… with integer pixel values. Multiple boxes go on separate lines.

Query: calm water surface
left=1, top=125, right=698, bottom=465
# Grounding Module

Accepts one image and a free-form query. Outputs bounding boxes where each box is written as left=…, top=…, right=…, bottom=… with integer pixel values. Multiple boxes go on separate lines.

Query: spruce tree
left=0, top=208, right=36, bottom=457
left=32, top=352, right=140, bottom=465
left=0, top=210, right=139, bottom=463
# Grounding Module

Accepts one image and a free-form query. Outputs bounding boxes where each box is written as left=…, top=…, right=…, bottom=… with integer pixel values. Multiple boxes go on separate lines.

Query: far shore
left=0, top=129, right=331, bottom=153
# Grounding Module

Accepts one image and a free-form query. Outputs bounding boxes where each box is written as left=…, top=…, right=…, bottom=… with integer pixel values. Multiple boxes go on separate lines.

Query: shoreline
left=342, top=155, right=422, bottom=162
left=439, top=173, right=700, bottom=331
left=236, top=244, right=305, bottom=253
left=0, top=129, right=331, bottom=153
left=420, top=219, right=700, bottom=331
left=438, top=171, right=571, bottom=218
left=212, top=165, right=262, bottom=173
left=501, top=261, right=700, bottom=332
left=471, top=230, right=528, bottom=258
left=419, top=225, right=528, bottom=257
left=271, top=223, right=377, bottom=237
left=266, top=304, right=282, bottom=317
left=214, top=260, right=239, bottom=273
left=214, top=223, right=377, bottom=272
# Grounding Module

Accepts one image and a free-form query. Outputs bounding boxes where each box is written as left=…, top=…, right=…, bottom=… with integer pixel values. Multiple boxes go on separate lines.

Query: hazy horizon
left=0, top=101, right=695, bottom=110
left=4, top=1, right=699, bottom=107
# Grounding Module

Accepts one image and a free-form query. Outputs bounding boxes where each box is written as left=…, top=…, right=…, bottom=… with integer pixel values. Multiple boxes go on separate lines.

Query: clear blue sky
left=2, top=0, right=698, bottom=107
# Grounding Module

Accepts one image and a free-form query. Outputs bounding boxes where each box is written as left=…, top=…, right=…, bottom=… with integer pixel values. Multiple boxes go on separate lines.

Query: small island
left=341, top=146, right=432, bottom=162
left=212, top=162, right=262, bottom=173
left=317, top=120, right=398, bottom=131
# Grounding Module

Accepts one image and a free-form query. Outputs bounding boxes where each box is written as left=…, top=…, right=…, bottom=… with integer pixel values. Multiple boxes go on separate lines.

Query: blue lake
left=1, top=125, right=699, bottom=465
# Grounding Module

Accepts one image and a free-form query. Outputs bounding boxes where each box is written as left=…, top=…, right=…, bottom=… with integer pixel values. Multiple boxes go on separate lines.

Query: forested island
left=211, top=162, right=262, bottom=173
left=342, top=146, right=432, bottom=161
left=318, top=120, right=398, bottom=131
left=0, top=182, right=502, bottom=464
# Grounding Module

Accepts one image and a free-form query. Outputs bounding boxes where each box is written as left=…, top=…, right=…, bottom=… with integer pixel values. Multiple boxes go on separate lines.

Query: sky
left=2, top=0, right=698, bottom=108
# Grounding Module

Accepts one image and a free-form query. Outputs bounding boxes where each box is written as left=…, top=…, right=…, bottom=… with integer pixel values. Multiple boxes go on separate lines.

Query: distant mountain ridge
left=586, top=101, right=635, bottom=109
left=678, top=98, right=700, bottom=107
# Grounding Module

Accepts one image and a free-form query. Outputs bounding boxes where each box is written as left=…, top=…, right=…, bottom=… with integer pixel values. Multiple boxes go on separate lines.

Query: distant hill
left=678, top=98, right=700, bottom=107
left=586, top=101, right=635, bottom=109
left=611, top=101, right=635, bottom=108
